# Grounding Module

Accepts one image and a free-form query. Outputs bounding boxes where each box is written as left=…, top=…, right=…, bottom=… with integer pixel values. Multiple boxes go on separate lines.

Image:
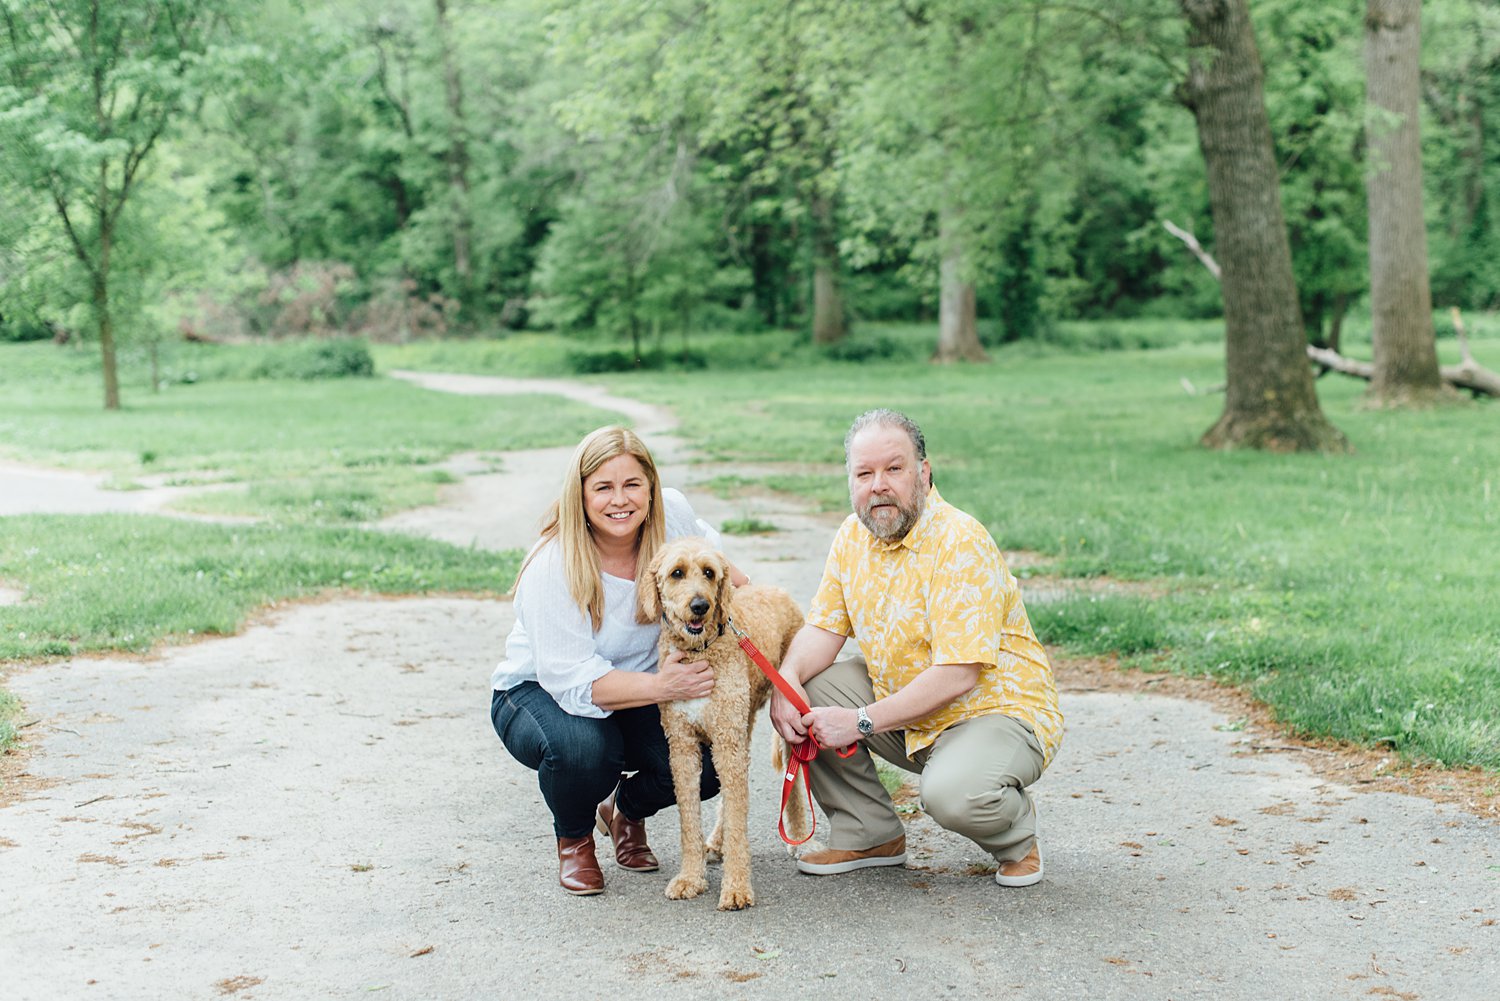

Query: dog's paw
left=704, top=843, right=723, bottom=865
left=665, top=874, right=708, bottom=900
left=717, top=885, right=755, bottom=911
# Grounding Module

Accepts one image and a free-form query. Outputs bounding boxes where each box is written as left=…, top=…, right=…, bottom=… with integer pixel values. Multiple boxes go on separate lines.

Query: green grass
left=0, top=515, right=518, bottom=660
left=586, top=333, right=1498, bottom=771
left=4, top=325, right=1500, bottom=773
left=172, top=467, right=461, bottom=523
left=0, top=337, right=624, bottom=755
left=0, top=343, right=623, bottom=482
left=719, top=516, right=780, bottom=535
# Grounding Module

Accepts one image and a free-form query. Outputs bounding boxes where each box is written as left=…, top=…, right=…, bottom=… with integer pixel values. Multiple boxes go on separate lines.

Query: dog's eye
left=670, top=568, right=684, bottom=579
left=703, top=567, right=716, bottom=581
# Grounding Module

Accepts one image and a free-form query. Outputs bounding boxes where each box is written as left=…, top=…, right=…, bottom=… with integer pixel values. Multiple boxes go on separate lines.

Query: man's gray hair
left=843, top=409, right=927, bottom=467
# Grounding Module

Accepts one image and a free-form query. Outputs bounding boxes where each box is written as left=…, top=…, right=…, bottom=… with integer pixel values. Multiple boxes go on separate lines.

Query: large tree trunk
left=1179, top=0, right=1348, bottom=452
left=95, top=162, right=120, bottom=412
left=433, top=0, right=472, bottom=298
left=810, top=194, right=846, bottom=344
left=1365, top=0, right=1447, bottom=405
left=932, top=211, right=988, bottom=363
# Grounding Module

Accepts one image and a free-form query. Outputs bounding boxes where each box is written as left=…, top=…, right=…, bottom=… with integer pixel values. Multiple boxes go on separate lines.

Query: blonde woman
left=490, top=426, right=747, bottom=896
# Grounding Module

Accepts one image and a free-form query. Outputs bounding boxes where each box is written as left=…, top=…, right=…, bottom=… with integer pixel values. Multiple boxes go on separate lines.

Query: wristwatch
left=856, top=705, right=874, bottom=737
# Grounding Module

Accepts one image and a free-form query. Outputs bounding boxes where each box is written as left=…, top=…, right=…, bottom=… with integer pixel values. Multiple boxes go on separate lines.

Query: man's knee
left=919, top=769, right=1028, bottom=838
left=804, top=657, right=873, bottom=708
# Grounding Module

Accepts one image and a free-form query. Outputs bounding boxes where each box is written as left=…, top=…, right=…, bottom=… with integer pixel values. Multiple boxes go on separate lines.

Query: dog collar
left=664, top=615, right=725, bottom=654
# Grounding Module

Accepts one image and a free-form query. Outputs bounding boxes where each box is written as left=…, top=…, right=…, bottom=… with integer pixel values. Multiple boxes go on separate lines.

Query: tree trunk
left=933, top=212, right=988, bottom=363
left=433, top=0, right=473, bottom=298
left=94, top=249, right=120, bottom=412
left=810, top=194, right=845, bottom=344
left=1365, top=0, right=1447, bottom=405
left=95, top=159, right=120, bottom=412
left=1179, top=0, right=1348, bottom=452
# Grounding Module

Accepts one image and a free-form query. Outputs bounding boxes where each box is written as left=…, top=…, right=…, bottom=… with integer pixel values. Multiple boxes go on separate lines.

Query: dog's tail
left=771, top=737, right=812, bottom=850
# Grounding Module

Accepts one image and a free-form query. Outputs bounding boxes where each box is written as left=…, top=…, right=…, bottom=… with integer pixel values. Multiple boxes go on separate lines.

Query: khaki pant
left=803, top=657, right=1045, bottom=863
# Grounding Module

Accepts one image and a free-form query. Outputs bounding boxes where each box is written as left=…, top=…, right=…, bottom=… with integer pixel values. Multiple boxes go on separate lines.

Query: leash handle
left=779, top=748, right=817, bottom=845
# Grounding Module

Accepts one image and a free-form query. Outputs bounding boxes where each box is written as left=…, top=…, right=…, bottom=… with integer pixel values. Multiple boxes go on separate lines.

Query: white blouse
left=490, top=488, right=721, bottom=717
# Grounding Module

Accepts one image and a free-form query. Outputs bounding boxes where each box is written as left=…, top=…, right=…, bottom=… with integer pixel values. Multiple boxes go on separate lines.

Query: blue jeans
left=491, top=682, right=720, bottom=838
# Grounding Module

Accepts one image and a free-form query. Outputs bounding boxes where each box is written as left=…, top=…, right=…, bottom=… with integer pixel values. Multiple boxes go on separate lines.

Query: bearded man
left=769, top=409, right=1063, bottom=886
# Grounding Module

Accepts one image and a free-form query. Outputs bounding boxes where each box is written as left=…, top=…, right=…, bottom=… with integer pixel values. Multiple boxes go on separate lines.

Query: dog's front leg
left=709, top=736, right=755, bottom=910
left=664, top=725, right=709, bottom=901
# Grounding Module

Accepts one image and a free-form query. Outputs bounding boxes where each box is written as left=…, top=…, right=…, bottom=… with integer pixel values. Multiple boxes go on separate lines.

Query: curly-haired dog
left=641, top=536, right=807, bottom=910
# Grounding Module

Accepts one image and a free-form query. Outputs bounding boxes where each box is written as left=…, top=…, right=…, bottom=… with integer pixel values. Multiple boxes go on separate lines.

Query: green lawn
left=2, top=329, right=1498, bottom=774
left=595, top=337, right=1500, bottom=772
left=0, top=339, right=622, bottom=750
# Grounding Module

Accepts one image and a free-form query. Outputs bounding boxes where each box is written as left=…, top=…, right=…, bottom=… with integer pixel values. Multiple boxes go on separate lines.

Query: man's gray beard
left=857, top=489, right=925, bottom=542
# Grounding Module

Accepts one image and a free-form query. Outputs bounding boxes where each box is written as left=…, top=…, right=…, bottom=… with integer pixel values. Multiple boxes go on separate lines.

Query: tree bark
left=1365, top=0, right=1448, bottom=405
left=95, top=156, right=119, bottom=411
left=433, top=0, right=473, bottom=297
left=810, top=194, right=846, bottom=344
left=1178, top=0, right=1348, bottom=452
left=933, top=211, right=988, bottom=363
left=94, top=234, right=119, bottom=412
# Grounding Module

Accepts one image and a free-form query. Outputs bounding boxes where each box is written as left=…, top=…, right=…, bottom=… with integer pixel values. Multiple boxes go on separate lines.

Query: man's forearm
left=778, top=622, right=847, bottom=685
left=863, top=662, right=980, bottom=734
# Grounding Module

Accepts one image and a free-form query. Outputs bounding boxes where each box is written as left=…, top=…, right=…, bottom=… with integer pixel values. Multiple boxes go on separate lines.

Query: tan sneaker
left=994, top=843, right=1043, bottom=887
left=795, top=834, right=907, bottom=875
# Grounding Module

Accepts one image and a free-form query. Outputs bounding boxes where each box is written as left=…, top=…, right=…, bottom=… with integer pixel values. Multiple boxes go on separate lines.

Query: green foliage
left=0, top=0, right=240, bottom=406
left=0, top=312, right=52, bottom=343
left=817, top=331, right=923, bottom=364
left=248, top=338, right=375, bottom=380
left=1256, top=0, right=1368, bottom=340
left=1421, top=0, right=1500, bottom=310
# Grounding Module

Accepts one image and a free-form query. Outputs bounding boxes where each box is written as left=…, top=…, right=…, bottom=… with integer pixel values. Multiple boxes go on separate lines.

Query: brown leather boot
left=557, top=835, right=604, bottom=895
left=595, top=791, right=660, bottom=871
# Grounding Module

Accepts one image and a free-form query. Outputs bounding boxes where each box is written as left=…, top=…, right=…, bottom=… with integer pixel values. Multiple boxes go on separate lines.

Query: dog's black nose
left=689, top=597, right=710, bottom=617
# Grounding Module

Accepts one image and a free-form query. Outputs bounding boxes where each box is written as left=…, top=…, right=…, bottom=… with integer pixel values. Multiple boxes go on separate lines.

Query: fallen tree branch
left=1163, top=217, right=1498, bottom=399
left=1306, top=343, right=1500, bottom=398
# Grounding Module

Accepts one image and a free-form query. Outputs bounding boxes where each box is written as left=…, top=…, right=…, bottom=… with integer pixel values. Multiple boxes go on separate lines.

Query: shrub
left=0, top=314, right=55, bottom=343
left=564, top=347, right=707, bottom=374
left=818, top=332, right=918, bottom=363
left=249, top=338, right=375, bottom=380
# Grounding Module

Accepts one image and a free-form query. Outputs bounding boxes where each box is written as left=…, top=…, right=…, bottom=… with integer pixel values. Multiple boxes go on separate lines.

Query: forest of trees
left=2, top=1, right=1497, bottom=434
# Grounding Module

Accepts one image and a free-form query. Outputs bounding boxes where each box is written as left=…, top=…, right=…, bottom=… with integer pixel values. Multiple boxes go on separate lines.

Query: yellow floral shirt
left=807, top=487, right=1063, bottom=763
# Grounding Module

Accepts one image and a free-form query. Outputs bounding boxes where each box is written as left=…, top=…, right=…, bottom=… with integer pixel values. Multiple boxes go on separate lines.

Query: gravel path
left=2, top=373, right=1495, bottom=1001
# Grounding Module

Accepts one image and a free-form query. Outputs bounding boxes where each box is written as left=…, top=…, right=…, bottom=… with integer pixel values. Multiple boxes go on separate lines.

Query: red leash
left=727, top=619, right=856, bottom=845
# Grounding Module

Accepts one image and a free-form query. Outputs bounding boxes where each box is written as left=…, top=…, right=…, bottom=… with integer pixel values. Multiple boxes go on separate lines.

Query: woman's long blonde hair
left=514, top=426, right=666, bottom=631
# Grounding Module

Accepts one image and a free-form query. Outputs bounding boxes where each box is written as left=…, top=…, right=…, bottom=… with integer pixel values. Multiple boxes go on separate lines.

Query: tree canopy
left=2, top=0, right=1496, bottom=420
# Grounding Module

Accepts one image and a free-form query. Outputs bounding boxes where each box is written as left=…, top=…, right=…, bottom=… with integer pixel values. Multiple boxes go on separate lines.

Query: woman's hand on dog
left=657, top=647, right=715, bottom=701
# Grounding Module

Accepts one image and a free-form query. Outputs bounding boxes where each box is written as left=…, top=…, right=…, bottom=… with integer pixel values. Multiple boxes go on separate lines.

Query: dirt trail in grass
left=1, top=372, right=1496, bottom=1001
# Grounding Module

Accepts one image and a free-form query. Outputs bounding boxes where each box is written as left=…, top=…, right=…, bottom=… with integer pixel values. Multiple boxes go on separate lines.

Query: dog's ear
left=638, top=546, right=665, bottom=621
left=712, top=549, right=733, bottom=628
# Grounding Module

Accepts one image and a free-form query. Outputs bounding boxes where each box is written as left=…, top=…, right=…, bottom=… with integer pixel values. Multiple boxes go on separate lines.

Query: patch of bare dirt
left=1056, top=653, right=1500, bottom=822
